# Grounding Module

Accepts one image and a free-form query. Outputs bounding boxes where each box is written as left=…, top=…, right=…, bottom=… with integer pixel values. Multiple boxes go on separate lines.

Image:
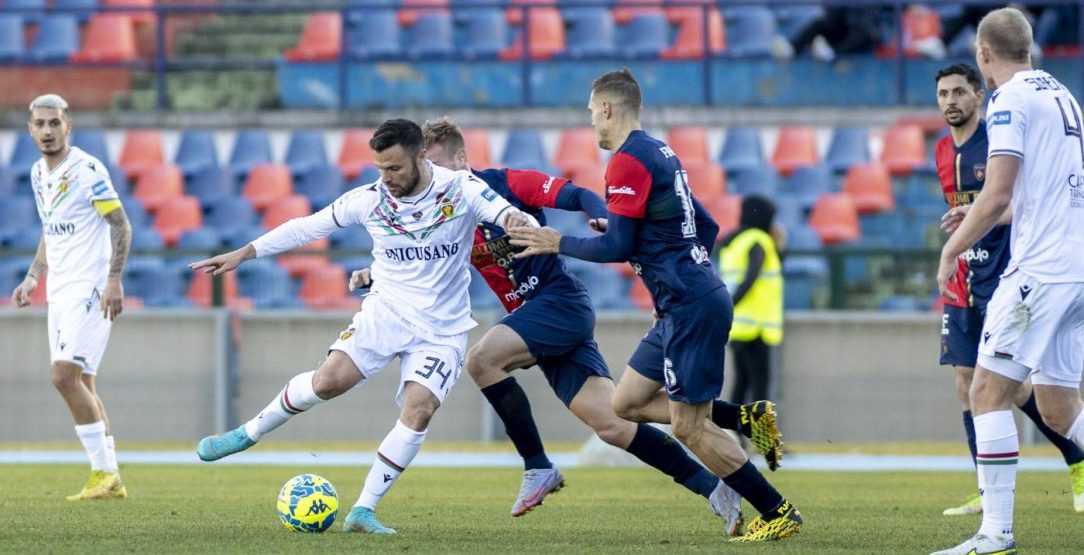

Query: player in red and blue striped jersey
left=509, top=70, right=801, bottom=542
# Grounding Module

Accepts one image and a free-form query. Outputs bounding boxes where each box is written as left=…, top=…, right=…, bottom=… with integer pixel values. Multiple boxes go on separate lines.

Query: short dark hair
left=370, top=118, right=424, bottom=156
left=591, top=68, right=642, bottom=112
left=935, top=63, right=982, bottom=92
left=421, top=116, right=465, bottom=153
left=740, top=194, right=776, bottom=232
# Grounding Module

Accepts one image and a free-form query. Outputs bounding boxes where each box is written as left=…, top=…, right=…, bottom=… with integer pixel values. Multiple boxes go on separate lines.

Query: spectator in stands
left=786, top=6, right=883, bottom=62
left=719, top=195, right=783, bottom=406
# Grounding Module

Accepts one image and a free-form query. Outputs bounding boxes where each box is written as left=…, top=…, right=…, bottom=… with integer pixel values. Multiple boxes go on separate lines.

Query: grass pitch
left=1, top=464, right=1081, bottom=554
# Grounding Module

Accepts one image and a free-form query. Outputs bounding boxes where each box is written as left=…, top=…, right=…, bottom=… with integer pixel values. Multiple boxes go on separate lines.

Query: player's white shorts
left=329, top=293, right=466, bottom=407
left=47, top=291, right=113, bottom=375
left=977, top=269, right=1084, bottom=388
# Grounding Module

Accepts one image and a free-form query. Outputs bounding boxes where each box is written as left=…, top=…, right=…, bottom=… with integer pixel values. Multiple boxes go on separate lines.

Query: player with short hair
left=192, top=119, right=536, bottom=535
left=933, top=62, right=1084, bottom=517
left=423, top=116, right=754, bottom=534
left=11, top=94, right=132, bottom=501
left=933, top=8, right=1084, bottom=555
left=510, top=69, right=801, bottom=543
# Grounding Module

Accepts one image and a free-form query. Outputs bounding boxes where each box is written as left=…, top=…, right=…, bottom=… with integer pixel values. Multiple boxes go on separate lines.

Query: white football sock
left=974, top=410, right=1017, bottom=540
left=75, top=421, right=109, bottom=472
left=1067, top=409, right=1084, bottom=446
left=245, top=371, right=324, bottom=441
left=355, top=420, right=427, bottom=510
left=103, top=435, right=118, bottom=473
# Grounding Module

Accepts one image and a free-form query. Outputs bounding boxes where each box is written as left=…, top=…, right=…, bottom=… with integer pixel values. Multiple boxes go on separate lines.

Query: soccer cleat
left=510, top=467, right=565, bottom=517
left=708, top=480, right=744, bottom=537
left=196, top=425, right=256, bottom=462
left=943, top=492, right=983, bottom=516
left=66, top=470, right=126, bottom=501
left=1070, top=461, right=1084, bottom=513
left=739, top=401, right=784, bottom=471
left=929, top=533, right=1016, bottom=555
left=729, top=501, right=802, bottom=542
left=342, top=506, right=396, bottom=535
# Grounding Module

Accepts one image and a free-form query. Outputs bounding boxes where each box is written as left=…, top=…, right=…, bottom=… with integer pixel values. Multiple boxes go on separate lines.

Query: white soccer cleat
left=708, top=480, right=744, bottom=537
left=510, top=467, right=564, bottom=517
left=930, top=533, right=1017, bottom=555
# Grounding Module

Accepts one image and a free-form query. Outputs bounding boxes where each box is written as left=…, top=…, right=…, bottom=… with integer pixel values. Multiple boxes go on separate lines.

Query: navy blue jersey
left=934, top=122, right=1012, bottom=307
left=470, top=168, right=591, bottom=312
left=605, top=130, right=723, bottom=312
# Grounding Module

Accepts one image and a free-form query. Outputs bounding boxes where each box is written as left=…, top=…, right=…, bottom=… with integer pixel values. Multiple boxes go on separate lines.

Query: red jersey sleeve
left=504, top=168, right=570, bottom=209
left=933, top=135, right=957, bottom=206
left=605, top=152, right=652, bottom=219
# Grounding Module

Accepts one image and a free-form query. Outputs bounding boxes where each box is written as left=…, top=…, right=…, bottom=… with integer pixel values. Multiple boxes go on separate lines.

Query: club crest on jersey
left=973, top=163, right=985, bottom=181
left=412, top=211, right=423, bottom=220
left=339, top=329, right=354, bottom=341
left=990, top=111, right=1011, bottom=125
left=440, top=202, right=454, bottom=218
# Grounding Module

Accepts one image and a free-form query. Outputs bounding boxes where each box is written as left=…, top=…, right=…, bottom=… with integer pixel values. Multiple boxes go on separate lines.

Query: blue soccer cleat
left=196, top=425, right=256, bottom=462
left=343, top=506, right=396, bottom=535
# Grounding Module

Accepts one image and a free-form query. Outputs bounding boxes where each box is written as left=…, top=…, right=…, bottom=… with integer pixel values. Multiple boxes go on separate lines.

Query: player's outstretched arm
left=101, top=206, right=131, bottom=320
left=510, top=212, right=637, bottom=263
left=11, top=237, right=47, bottom=308
left=190, top=244, right=257, bottom=276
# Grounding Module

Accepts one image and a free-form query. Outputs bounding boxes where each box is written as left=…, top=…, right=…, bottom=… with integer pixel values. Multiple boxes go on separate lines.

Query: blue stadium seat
left=175, top=130, right=219, bottom=178
left=330, top=225, right=374, bottom=251
left=141, top=265, right=191, bottom=307
left=177, top=228, right=222, bottom=252
left=105, top=162, right=130, bottom=195
left=71, top=129, right=110, bottom=164
left=728, top=165, right=779, bottom=197
left=296, top=165, right=346, bottom=209
left=28, top=15, right=80, bottom=62
left=573, top=264, right=630, bottom=309
left=130, top=226, right=165, bottom=251
left=120, top=197, right=149, bottom=228
left=203, top=196, right=260, bottom=232
left=896, top=175, right=944, bottom=208
left=237, top=260, right=302, bottom=308
left=773, top=196, right=805, bottom=231
left=123, top=257, right=165, bottom=297
left=468, top=266, right=502, bottom=310
left=284, top=130, right=329, bottom=177
left=0, top=15, right=26, bottom=62
left=722, top=7, right=776, bottom=58
left=228, top=130, right=273, bottom=180
left=406, top=13, right=455, bottom=59
left=54, top=0, right=99, bottom=23
left=718, top=127, right=764, bottom=174
left=0, top=257, right=32, bottom=297
left=347, top=0, right=400, bottom=25
left=772, top=4, right=823, bottom=44
left=825, top=127, right=870, bottom=174
left=620, top=13, right=669, bottom=59
left=500, top=129, right=552, bottom=172
left=220, top=225, right=266, bottom=250
left=354, top=165, right=380, bottom=186
left=0, top=166, right=15, bottom=197
left=186, top=167, right=234, bottom=205
left=0, top=197, right=37, bottom=240
left=460, top=9, right=507, bottom=59
left=3, top=225, right=41, bottom=251
left=5, top=0, right=44, bottom=24
left=858, top=212, right=903, bottom=248
left=9, top=133, right=40, bottom=184
left=564, top=7, right=616, bottom=58
left=542, top=207, right=591, bottom=238
left=781, top=163, right=834, bottom=210
left=349, top=10, right=403, bottom=59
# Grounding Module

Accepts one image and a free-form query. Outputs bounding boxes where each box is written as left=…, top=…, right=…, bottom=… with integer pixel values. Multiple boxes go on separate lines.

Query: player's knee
left=591, top=414, right=634, bottom=447
left=670, top=418, right=704, bottom=449
left=1036, top=403, right=1074, bottom=436
left=400, top=402, right=438, bottom=431
left=611, top=395, right=640, bottom=421
left=50, top=363, right=81, bottom=392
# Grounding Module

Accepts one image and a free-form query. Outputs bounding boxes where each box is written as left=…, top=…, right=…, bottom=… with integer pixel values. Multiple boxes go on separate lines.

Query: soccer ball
left=276, top=474, right=339, bottom=532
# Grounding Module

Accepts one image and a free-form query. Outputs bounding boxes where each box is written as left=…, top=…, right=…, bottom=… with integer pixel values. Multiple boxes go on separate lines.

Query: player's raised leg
left=1011, top=381, right=1084, bottom=512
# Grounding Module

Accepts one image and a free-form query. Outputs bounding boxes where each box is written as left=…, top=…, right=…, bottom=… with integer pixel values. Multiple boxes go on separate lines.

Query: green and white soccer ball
left=276, top=473, right=339, bottom=532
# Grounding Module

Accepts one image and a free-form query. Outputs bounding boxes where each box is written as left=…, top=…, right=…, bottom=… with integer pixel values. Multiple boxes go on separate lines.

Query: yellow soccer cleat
left=1070, top=461, right=1084, bottom=513
left=729, top=501, right=802, bottom=543
left=66, top=470, right=127, bottom=501
left=739, top=401, right=784, bottom=471
left=943, top=492, right=982, bottom=516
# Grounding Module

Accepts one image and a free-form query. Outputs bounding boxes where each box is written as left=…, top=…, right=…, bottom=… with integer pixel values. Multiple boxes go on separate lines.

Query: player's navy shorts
left=500, top=292, right=610, bottom=406
left=628, top=286, right=732, bottom=404
left=940, top=302, right=988, bottom=368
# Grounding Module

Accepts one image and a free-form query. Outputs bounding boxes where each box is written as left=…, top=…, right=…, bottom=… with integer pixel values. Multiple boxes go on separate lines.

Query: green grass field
left=1, top=463, right=1080, bottom=553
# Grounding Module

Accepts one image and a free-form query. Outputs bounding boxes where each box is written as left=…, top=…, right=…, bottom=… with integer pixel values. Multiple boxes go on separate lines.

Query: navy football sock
left=481, top=377, right=552, bottom=470
left=723, top=461, right=786, bottom=518
left=963, top=410, right=978, bottom=466
left=1019, top=392, right=1084, bottom=465
left=711, top=400, right=742, bottom=431
left=625, top=423, right=717, bottom=498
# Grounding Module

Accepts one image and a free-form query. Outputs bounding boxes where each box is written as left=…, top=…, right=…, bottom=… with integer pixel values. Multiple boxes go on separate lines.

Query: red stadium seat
left=880, top=124, right=928, bottom=176
left=187, top=270, right=252, bottom=309
left=567, top=164, right=605, bottom=198
left=284, top=12, right=342, bottom=62
left=118, top=129, right=164, bottom=181
left=771, top=126, right=819, bottom=177
left=504, top=0, right=557, bottom=26
left=242, top=163, right=293, bottom=212
left=338, top=128, right=375, bottom=181
left=661, top=7, right=725, bottom=59
left=877, top=5, right=943, bottom=59
left=104, top=0, right=155, bottom=26
left=262, top=195, right=311, bottom=229
left=462, top=128, right=493, bottom=169
left=299, top=264, right=356, bottom=310
left=682, top=161, right=726, bottom=201
left=808, top=193, right=860, bottom=245
left=278, top=240, right=332, bottom=279
left=842, top=162, right=895, bottom=214
left=667, top=126, right=710, bottom=165
left=132, top=164, right=183, bottom=213
left=554, top=127, right=600, bottom=175
left=153, top=195, right=203, bottom=246
left=613, top=0, right=665, bottom=25
left=701, top=194, right=740, bottom=240
left=499, top=8, right=565, bottom=60
left=70, top=14, right=138, bottom=63
left=627, top=278, right=654, bottom=310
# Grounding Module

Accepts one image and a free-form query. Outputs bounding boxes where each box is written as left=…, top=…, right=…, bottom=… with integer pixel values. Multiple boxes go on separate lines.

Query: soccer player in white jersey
left=932, top=8, right=1084, bottom=555
left=10, top=94, right=132, bottom=501
left=192, top=119, right=535, bottom=535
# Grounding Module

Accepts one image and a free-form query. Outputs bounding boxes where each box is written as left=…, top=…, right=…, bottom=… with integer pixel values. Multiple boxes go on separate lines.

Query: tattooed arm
left=11, top=238, right=47, bottom=307
left=100, top=206, right=131, bottom=320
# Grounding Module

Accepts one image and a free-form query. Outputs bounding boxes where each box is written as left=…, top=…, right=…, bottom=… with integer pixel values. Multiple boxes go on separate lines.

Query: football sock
left=975, top=410, right=1017, bottom=540
left=711, top=400, right=741, bottom=431
left=480, top=377, right=552, bottom=470
left=104, top=435, right=118, bottom=473
left=722, top=460, right=786, bottom=517
left=75, top=421, right=109, bottom=472
left=624, top=423, right=717, bottom=498
left=962, top=410, right=978, bottom=466
left=245, top=371, right=323, bottom=442
left=1067, top=409, right=1084, bottom=446
left=1018, top=392, right=1084, bottom=465
left=356, top=420, right=427, bottom=510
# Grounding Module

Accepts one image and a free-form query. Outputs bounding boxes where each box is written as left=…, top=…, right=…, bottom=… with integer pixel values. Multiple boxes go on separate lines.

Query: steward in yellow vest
left=720, top=197, right=783, bottom=346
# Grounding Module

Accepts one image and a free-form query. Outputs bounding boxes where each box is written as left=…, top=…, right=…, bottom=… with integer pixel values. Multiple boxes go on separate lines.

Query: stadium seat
left=499, top=7, right=565, bottom=60
left=701, top=194, right=741, bottom=238
left=9, top=133, right=40, bottom=183
left=70, top=14, right=138, bottom=63
left=228, top=130, right=273, bottom=181
left=771, top=125, right=818, bottom=177
left=567, top=164, right=605, bottom=198
left=774, top=3, right=822, bottom=45
left=296, top=165, right=346, bottom=209
left=118, top=130, right=165, bottom=181
left=349, top=9, right=403, bottom=59
left=543, top=207, right=589, bottom=237
left=355, top=165, right=380, bottom=186
left=504, top=0, right=556, bottom=26
left=28, top=15, right=80, bottom=62
left=176, top=227, right=222, bottom=253
left=4, top=0, right=44, bottom=24
left=573, top=264, right=630, bottom=309
left=842, top=162, right=895, bottom=214
left=772, top=195, right=805, bottom=231
left=500, top=128, right=550, bottom=172
left=153, top=195, right=203, bottom=246
left=718, top=127, right=764, bottom=174
left=620, top=13, right=670, bottom=59
left=69, top=129, right=110, bottom=165
left=406, top=12, right=455, bottom=59
left=880, top=124, right=928, bottom=176
left=278, top=239, right=332, bottom=279
left=242, top=163, right=293, bottom=212
left=122, top=257, right=165, bottom=299
left=612, top=0, right=663, bottom=25
left=299, top=265, right=357, bottom=310
left=461, top=9, right=508, bottom=60
left=103, top=0, right=155, bottom=25
left=668, top=126, right=710, bottom=165
left=132, top=164, right=184, bottom=213
left=398, top=0, right=449, bottom=26
left=54, top=0, right=99, bottom=23
left=0, top=167, right=14, bottom=198
left=897, top=174, right=944, bottom=208
left=627, top=278, right=654, bottom=311
left=564, top=7, right=616, bottom=58
left=330, top=225, right=374, bottom=252
left=727, top=165, right=778, bottom=197
left=661, top=6, right=725, bottom=59
left=554, top=127, right=600, bottom=175
left=462, top=128, right=494, bottom=169
left=129, top=224, right=164, bottom=253
left=721, top=7, right=775, bottom=58
left=284, top=12, right=342, bottom=62
left=825, top=127, right=871, bottom=174
left=187, top=269, right=250, bottom=309
left=682, top=161, right=726, bottom=200
left=781, top=163, right=834, bottom=210
left=0, top=197, right=37, bottom=242
left=877, top=4, right=943, bottom=59
left=337, top=128, right=375, bottom=180
left=0, top=15, right=26, bottom=63
left=174, top=130, right=219, bottom=178
left=203, top=196, right=260, bottom=233
left=808, top=193, right=860, bottom=245
left=220, top=225, right=266, bottom=250
left=121, top=198, right=150, bottom=229
left=284, top=131, right=329, bottom=177
left=237, top=260, right=301, bottom=309
left=262, top=195, right=312, bottom=230
left=106, top=163, right=131, bottom=195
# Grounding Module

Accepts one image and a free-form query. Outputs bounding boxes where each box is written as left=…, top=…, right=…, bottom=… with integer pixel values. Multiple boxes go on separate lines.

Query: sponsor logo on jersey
left=973, top=163, right=985, bottom=181
left=503, top=275, right=540, bottom=302
left=608, top=185, right=636, bottom=196
left=960, top=247, right=989, bottom=263
left=44, top=222, right=76, bottom=236
left=385, top=243, right=460, bottom=262
left=990, top=111, right=1011, bottom=125
left=481, top=187, right=497, bottom=201
left=541, top=176, right=556, bottom=195
left=91, top=180, right=108, bottom=196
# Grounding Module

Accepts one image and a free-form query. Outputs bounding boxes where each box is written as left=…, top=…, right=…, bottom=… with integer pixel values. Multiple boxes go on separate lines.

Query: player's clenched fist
left=349, top=268, right=373, bottom=292
left=11, top=276, right=37, bottom=307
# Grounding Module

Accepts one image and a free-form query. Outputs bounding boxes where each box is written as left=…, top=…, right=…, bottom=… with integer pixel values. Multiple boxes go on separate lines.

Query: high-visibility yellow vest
left=720, top=228, right=783, bottom=345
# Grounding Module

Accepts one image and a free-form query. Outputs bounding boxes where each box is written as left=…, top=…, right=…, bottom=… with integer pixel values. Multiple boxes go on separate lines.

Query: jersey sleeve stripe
left=331, top=204, right=344, bottom=228
left=989, top=149, right=1024, bottom=158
